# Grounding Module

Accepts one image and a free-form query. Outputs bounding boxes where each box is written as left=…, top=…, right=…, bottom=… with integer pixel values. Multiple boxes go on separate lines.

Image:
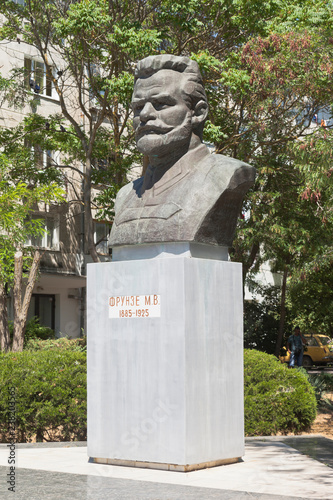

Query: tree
left=0, top=0, right=161, bottom=262
left=285, top=127, right=333, bottom=335
left=145, top=2, right=333, bottom=342
left=1, top=0, right=333, bottom=349
left=287, top=259, right=333, bottom=336
left=2, top=0, right=331, bottom=257
left=0, top=153, right=64, bottom=351
left=205, top=27, right=333, bottom=352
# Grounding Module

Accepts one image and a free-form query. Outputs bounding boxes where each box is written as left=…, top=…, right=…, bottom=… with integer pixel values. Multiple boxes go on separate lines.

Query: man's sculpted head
left=131, top=55, right=208, bottom=159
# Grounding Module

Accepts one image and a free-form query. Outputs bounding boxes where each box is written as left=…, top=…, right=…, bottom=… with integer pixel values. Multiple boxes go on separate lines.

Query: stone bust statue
left=109, top=54, right=256, bottom=248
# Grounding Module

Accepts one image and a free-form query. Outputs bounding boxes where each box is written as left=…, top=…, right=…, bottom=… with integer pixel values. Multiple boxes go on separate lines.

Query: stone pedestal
left=87, top=249, right=244, bottom=471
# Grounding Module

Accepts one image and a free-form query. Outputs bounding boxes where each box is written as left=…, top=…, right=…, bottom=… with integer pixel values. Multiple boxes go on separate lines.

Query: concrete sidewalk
left=0, top=436, right=332, bottom=499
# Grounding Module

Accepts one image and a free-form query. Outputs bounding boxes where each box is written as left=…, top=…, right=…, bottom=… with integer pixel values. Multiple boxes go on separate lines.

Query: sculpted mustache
left=136, top=124, right=173, bottom=135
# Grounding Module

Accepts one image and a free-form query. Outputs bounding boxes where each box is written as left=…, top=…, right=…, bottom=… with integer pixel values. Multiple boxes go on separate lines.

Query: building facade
left=0, top=35, right=111, bottom=337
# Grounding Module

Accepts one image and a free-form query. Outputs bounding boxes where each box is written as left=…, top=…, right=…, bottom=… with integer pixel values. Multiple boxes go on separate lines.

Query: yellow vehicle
left=279, top=334, right=333, bottom=368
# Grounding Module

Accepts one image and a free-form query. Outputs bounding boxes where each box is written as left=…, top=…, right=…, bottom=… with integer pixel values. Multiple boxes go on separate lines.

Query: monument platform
left=87, top=245, right=244, bottom=470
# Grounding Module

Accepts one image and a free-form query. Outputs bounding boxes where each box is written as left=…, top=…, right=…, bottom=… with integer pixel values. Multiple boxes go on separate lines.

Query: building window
left=31, top=146, right=54, bottom=170
left=25, top=141, right=55, bottom=173
left=94, top=222, right=111, bottom=255
left=92, top=153, right=116, bottom=171
left=28, top=294, right=55, bottom=331
left=24, top=57, right=52, bottom=97
left=26, top=214, right=59, bottom=250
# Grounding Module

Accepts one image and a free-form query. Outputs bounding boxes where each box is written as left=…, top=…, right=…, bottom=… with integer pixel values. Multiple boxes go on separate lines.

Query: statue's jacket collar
left=115, top=144, right=210, bottom=225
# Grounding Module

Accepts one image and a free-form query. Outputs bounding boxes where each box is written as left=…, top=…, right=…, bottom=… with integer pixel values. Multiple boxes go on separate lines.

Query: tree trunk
left=84, top=157, right=100, bottom=263
left=275, top=265, right=289, bottom=357
left=12, top=250, right=42, bottom=352
left=36, top=428, right=44, bottom=442
left=242, top=242, right=260, bottom=288
left=12, top=251, right=23, bottom=351
left=0, top=281, right=10, bottom=352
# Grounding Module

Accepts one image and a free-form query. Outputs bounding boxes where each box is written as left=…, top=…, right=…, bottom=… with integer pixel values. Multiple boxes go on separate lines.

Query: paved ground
left=252, top=435, right=333, bottom=468
left=0, top=436, right=332, bottom=499
left=0, top=466, right=311, bottom=500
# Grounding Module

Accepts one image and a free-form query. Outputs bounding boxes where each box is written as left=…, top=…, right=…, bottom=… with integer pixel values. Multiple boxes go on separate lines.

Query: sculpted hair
left=134, top=55, right=208, bottom=138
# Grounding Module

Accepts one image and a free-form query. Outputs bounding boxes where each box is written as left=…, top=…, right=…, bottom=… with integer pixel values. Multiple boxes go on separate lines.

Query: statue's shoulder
left=207, top=152, right=255, bottom=174
left=115, top=177, right=143, bottom=206
left=203, top=153, right=256, bottom=186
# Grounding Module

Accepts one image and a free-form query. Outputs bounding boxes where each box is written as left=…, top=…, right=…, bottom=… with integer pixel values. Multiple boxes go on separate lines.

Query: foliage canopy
left=0, top=0, right=333, bottom=341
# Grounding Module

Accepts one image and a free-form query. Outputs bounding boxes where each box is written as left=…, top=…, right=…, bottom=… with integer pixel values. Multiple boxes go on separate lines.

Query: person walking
left=287, top=326, right=307, bottom=368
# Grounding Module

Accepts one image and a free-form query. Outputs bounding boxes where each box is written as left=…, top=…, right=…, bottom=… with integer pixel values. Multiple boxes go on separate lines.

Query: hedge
left=0, top=350, right=86, bottom=442
left=24, top=336, right=86, bottom=352
left=0, top=346, right=317, bottom=442
left=244, top=349, right=317, bottom=436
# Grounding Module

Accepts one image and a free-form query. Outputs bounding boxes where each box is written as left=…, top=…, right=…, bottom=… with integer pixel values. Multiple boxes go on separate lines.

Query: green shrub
left=25, top=316, right=55, bottom=340
left=244, top=349, right=317, bottom=436
left=307, top=372, right=333, bottom=409
left=8, top=317, right=55, bottom=349
left=0, top=350, right=86, bottom=442
left=25, top=336, right=86, bottom=352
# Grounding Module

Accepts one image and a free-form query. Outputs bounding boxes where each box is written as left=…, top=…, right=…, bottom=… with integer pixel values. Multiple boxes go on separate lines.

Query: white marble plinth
left=111, top=242, right=229, bottom=262
left=87, top=256, right=244, bottom=470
